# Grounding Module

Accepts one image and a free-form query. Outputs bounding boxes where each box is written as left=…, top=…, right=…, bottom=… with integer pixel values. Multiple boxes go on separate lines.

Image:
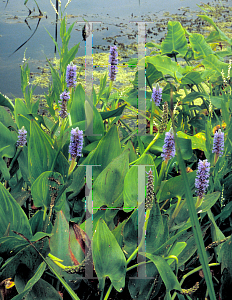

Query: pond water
left=0, top=0, right=230, bottom=98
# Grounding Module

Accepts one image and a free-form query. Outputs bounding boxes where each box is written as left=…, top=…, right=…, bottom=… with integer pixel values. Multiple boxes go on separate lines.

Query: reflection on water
left=0, top=0, right=230, bottom=97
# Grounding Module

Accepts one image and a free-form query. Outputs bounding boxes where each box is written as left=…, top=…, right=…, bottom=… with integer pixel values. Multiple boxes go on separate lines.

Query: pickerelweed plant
left=2, top=11, right=232, bottom=300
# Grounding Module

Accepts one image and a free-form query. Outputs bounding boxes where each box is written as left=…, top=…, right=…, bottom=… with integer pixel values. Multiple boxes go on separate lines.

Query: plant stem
left=150, top=101, right=154, bottom=135
left=129, top=132, right=160, bottom=165
left=171, top=263, right=219, bottom=300
left=103, top=283, right=113, bottom=300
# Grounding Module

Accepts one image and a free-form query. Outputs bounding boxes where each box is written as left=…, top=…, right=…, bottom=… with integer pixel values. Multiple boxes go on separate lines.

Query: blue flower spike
left=161, top=127, right=176, bottom=163
left=195, top=159, right=210, bottom=208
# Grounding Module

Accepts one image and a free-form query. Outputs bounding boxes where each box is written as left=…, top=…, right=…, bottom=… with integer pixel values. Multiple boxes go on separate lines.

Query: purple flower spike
left=59, top=90, right=70, bottom=119
left=161, top=128, right=176, bottom=162
left=66, top=62, right=77, bottom=88
left=69, top=127, right=84, bottom=160
left=17, top=126, right=27, bottom=147
left=108, top=46, right=118, bottom=81
left=212, top=129, right=224, bottom=157
left=151, top=85, right=162, bottom=106
left=195, top=159, right=210, bottom=200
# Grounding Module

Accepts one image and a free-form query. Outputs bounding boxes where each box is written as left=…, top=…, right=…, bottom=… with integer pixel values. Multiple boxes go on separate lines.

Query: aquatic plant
left=3, top=12, right=232, bottom=300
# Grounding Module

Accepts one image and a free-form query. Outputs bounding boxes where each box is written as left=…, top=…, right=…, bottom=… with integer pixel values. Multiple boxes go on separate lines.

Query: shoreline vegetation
left=1, top=0, right=232, bottom=299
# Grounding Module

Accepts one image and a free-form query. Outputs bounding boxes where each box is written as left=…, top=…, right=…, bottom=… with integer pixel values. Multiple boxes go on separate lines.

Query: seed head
left=145, top=168, right=155, bottom=210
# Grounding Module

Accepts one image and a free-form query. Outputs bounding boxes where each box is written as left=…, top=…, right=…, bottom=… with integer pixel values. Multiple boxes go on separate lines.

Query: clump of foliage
left=1, top=9, right=232, bottom=300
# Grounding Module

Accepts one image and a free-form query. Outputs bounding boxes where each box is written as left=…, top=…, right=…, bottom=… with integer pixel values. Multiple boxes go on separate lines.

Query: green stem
left=150, top=101, right=154, bottom=135
left=126, top=105, right=150, bottom=121
left=129, top=132, right=160, bottom=166
left=171, top=263, right=219, bottom=300
left=155, top=160, right=167, bottom=194
left=171, top=196, right=184, bottom=222
left=103, top=283, right=113, bottom=300
left=9, top=147, right=22, bottom=171
left=119, top=117, right=133, bottom=132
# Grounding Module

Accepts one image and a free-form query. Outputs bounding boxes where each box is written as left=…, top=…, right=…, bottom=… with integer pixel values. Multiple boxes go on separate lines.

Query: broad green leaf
left=177, top=131, right=206, bottom=152
left=90, top=125, right=121, bottom=178
left=63, top=43, right=80, bottom=71
left=198, top=191, right=220, bottom=213
left=29, top=210, right=52, bottom=236
left=123, top=154, right=158, bottom=209
left=99, top=104, right=127, bottom=120
left=28, top=120, right=56, bottom=184
left=70, top=83, right=85, bottom=124
left=159, top=171, right=196, bottom=202
left=180, top=71, right=204, bottom=85
left=85, top=100, right=104, bottom=142
left=14, top=263, right=62, bottom=300
left=31, top=171, right=65, bottom=211
left=145, top=62, right=163, bottom=87
left=93, top=148, right=129, bottom=211
left=98, top=73, right=107, bottom=100
left=0, top=236, right=49, bottom=280
left=92, top=219, right=127, bottom=292
left=146, top=202, right=169, bottom=253
left=69, top=223, right=86, bottom=267
left=0, top=92, right=14, bottom=111
left=146, top=56, right=183, bottom=79
left=202, top=54, right=228, bottom=76
left=199, top=15, right=231, bottom=45
left=143, top=253, right=182, bottom=295
left=0, top=106, right=15, bottom=128
left=220, top=236, right=232, bottom=299
left=128, top=263, right=159, bottom=300
left=0, top=156, right=10, bottom=181
left=0, top=183, right=32, bottom=238
left=17, top=147, right=30, bottom=184
left=177, top=137, right=192, bottom=160
left=49, top=211, right=76, bottom=267
left=189, top=33, right=214, bottom=59
left=161, top=21, right=188, bottom=57
left=0, top=121, right=17, bottom=158
left=12, top=261, right=47, bottom=300
left=14, top=99, right=30, bottom=129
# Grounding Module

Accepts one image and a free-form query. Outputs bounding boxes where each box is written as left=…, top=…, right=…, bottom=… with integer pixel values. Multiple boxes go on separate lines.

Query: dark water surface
left=0, top=0, right=229, bottom=98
